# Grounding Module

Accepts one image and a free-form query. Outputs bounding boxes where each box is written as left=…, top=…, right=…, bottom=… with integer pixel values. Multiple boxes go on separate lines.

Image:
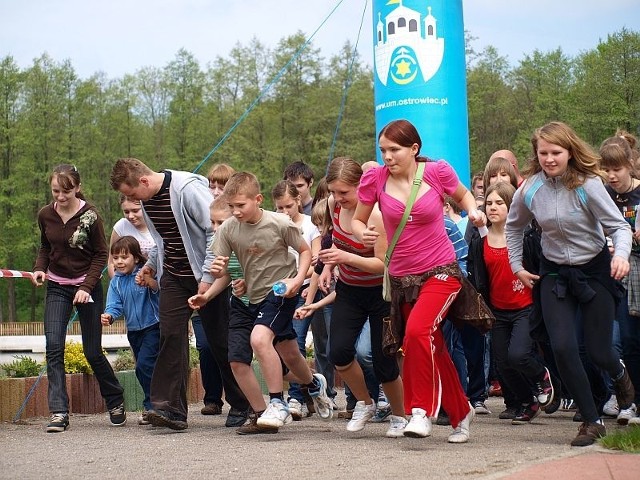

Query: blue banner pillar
left=372, top=0, right=470, bottom=186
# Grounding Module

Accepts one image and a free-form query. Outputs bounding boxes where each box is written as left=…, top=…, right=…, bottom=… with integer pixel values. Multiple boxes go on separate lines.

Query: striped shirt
left=143, top=171, right=192, bottom=277
left=332, top=203, right=382, bottom=287
left=227, top=252, right=249, bottom=305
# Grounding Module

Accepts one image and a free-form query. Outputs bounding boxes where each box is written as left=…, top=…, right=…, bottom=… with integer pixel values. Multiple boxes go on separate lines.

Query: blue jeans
left=44, top=281, right=124, bottom=413
left=192, top=314, right=224, bottom=407
left=344, top=319, right=380, bottom=407
left=442, top=320, right=468, bottom=393
left=127, top=323, right=160, bottom=411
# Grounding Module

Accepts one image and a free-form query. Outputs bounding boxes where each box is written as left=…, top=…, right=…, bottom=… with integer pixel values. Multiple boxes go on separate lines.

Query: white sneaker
left=628, top=415, right=640, bottom=426
left=403, top=408, right=432, bottom=438
left=288, top=398, right=303, bottom=421
left=617, top=403, right=637, bottom=425
left=346, top=400, right=376, bottom=432
left=448, top=404, right=475, bottom=443
left=309, top=373, right=334, bottom=420
left=257, top=399, right=292, bottom=428
left=385, top=415, right=408, bottom=438
left=603, top=394, right=619, bottom=417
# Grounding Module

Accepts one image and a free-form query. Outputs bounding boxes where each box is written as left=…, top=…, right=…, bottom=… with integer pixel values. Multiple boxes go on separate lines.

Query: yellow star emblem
left=395, top=59, right=412, bottom=77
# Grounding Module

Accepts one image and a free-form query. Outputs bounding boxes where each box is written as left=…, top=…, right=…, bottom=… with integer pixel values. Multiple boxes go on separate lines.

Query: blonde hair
left=223, top=172, right=261, bottom=198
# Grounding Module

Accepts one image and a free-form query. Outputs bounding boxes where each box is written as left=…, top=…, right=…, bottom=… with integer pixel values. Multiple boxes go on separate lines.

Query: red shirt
left=483, top=240, right=532, bottom=310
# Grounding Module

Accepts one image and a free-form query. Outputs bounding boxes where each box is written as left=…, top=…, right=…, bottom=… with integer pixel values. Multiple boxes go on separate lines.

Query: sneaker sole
left=46, top=425, right=68, bottom=433
left=146, top=411, right=188, bottom=430
left=236, top=425, right=279, bottom=435
left=110, top=418, right=127, bottom=427
left=403, top=429, right=430, bottom=438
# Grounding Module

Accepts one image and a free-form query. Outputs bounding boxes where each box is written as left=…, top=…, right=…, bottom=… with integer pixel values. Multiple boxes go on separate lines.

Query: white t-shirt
left=112, top=218, right=156, bottom=259
left=290, top=214, right=320, bottom=286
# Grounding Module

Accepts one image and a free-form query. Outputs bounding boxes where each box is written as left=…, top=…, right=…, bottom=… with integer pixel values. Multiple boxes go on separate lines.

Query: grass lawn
left=600, top=426, right=640, bottom=453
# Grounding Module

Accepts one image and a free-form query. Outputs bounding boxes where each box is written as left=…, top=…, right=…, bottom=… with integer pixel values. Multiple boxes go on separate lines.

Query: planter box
left=0, top=367, right=204, bottom=422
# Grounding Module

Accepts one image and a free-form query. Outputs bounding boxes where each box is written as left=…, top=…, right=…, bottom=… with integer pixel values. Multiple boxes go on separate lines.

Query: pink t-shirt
left=358, top=160, right=459, bottom=276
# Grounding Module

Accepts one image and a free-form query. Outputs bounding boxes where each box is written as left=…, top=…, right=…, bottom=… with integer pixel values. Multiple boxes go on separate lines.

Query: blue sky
left=1, top=0, right=637, bottom=78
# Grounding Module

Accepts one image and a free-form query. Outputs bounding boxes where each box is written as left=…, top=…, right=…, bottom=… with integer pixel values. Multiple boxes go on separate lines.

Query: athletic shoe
left=498, top=407, right=518, bottom=420
left=613, top=363, right=636, bottom=409
left=46, top=413, right=69, bottom=433
left=330, top=398, right=339, bottom=411
left=146, top=409, right=188, bottom=430
left=371, top=402, right=392, bottom=423
left=535, top=367, right=554, bottom=407
left=573, top=410, right=583, bottom=422
left=288, top=398, right=303, bottom=421
left=628, top=415, right=640, bottom=426
left=138, top=411, right=151, bottom=425
left=617, top=403, right=637, bottom=425
left=603, top=394, right=619, bottom=417
left=570, top=421, right=606, bottom=447
left=347, top=401, right=376, bottom=432
left=436, top=410, right=451, bottom=426
left=308, top=373, right=333, bottom=420
left=448, top=405, right=475, bottom=443
left=403, top=408, right=432, bottom=438
left=201, top=403, right=222, bottom=415
left=512, top=402, right=540, bottom=425
left=236, top=410, right=278, bottom=435
left=561, top=398, right=576, bottom=411
left=543, top=395, right=561, bottom=415
left=108, top=403, right=127, bottom=426
left=385, top=415, right=408, bottom=438
left=257, top=398, right=292, bottom=429
left=225, top=407, right=249, bottom=427
left=472, top=400, right=491, bottom=415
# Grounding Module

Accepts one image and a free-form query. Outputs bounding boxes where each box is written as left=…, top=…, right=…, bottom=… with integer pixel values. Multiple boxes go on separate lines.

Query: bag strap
left=385, top=162, right=426, bottom=266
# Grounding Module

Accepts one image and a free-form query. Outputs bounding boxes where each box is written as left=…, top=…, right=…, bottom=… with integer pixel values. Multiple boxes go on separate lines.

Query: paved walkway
left=1, top=396, right=638, bottom=479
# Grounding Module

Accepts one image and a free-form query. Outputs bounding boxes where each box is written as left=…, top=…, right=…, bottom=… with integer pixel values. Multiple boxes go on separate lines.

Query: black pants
left=151, top=274, right=247, bottom=418
left=540, top=275, right=622, bottom=422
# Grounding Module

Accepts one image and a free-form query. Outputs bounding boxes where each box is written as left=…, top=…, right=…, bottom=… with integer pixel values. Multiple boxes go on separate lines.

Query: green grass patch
left=600, top=426, right=640, bottom=453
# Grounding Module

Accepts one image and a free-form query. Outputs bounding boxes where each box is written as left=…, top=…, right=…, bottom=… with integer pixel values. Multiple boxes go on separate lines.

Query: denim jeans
left=45, top=281, right=124, bottom=413
left=442, top=320, right=468, bottom=393
left=127, top=323, right=160, bottom=411
left=192, top=313, right=224, bottom=407
left=344, top=319, right=381, bottom=406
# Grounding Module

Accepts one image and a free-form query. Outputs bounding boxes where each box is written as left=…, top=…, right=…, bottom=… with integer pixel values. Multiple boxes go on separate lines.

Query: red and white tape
left=0, top=270, right=34, bottom=279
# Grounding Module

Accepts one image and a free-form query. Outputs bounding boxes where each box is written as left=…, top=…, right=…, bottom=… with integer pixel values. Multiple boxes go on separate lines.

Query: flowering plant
left=69, top=209, right=97, bottom=249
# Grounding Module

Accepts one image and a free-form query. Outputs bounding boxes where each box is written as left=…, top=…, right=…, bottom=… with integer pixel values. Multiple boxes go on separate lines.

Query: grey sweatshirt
left=506, top=172, right=632, bottom=273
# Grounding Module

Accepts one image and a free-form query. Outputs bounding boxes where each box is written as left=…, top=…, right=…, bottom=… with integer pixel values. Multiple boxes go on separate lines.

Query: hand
left=515, top=270, right=540, bottom=290
left=318, top=247, right=347, bottom=267
left=361, top=224, right=379, bottom=248
left=468, top=209, right=487, bottom=228
left=100, top=313, right=112, bottom=326
left=210, top=256, right=230, bottom=276
left=188, top=294, right=208, bottom=310
left=73, top=289, right=91, bottom=305
left=136, top=265, right=155, bottom=286
left=300, top=286, right=309, bottom=300
left=294, top=304, right=316, bottom=319
left=198, top=282, right=211, bottom=295
left=31, top=271, right=46, bottom=287
left=318, top=268, right=332, bottom=294
left=611, top=255, right=630, bottom=280
left=232, top=279, right=247, bottom=297
left=276, top=278, right=301, bottom=298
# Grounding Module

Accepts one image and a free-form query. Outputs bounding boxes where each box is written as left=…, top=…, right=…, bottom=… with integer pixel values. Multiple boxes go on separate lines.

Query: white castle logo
left=374, top=2, right=445, bottom=86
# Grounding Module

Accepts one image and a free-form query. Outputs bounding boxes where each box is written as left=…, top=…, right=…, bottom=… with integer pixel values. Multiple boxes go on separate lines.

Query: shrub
left=64, top=340, right=94, bottom=374
left=189, top=344, right=200, bottom=369
left=113, top=348, right=136, bottom=372
left=0, top=355, right=44, bottom=378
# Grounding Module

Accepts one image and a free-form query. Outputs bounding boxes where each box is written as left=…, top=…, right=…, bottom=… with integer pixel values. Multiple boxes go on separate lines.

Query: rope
left=0, top=270, right=34, bottom=278
left=191, top=0, right=347, bottom=175
left=327, top=0, right=369, bottom=171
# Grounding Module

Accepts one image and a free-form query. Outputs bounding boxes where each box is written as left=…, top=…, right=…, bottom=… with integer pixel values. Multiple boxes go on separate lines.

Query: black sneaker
left=498, top=407, right=518, bottom=420
left=108, top=403, right=127, bottom=426
left=512, top=402, right=540, bottom=425
left=46, top=413, right=69, bottom=433
left=573, top=409, right=583, bottom=422
left=570, top=421, right=606, bottom=447
left=225, top=407, right=249, bottom=427
left=436, top=410, right=451, bottom=426
left=613, top=364, right=636, bottom=410
left=146, top=409, right=188, bottom=430
left=535, top=367, right=554, bottom=407
left=543, top=394, right=561, bottom=415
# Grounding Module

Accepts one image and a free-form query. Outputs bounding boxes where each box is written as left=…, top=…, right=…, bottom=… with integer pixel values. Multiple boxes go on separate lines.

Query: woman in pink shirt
left=353, top=119, right=485, bottom=443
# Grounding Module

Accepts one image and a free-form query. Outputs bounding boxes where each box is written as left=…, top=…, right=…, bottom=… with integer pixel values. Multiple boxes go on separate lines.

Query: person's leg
left=618, top=290, right=640, bottom=405
left=43, top=282, right=73, bottom=414
left=200, top=286, right=250, bottom=414
left=491, top=316, right=532, bottom=405
left=460, top=324, right=489, bottom=410
left=540, top=276, right=599, bottom=423
left=355, top=319, right=381, bottom=402
left=150, top=273, right=192, bottom=419
left=442, top=320, right=468, bottom=393
left=128, top=325, right=159, bottom=411
left=77, top=283, right=124, bottom=410
left=287, top=306, right=312, bottom=403
left=402, top=276, right=469, bottom=429
left=310, top=294, right=337, bottom=400
left=507, top=307, right=547, bottom=381
left=191, top=314, right=223, bottom=408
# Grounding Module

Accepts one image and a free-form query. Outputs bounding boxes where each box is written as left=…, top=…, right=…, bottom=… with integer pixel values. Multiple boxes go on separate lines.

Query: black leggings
left=540, top=275, right=622, bottom=422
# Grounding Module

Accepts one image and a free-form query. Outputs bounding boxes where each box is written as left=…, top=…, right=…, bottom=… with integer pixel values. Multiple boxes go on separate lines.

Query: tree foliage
left=0, top=29, right=638, bottom=321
